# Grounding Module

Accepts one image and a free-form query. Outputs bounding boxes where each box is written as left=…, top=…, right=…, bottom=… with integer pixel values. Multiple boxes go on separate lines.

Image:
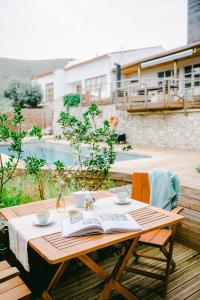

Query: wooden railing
left=80, top=78, right=200, bottom=111
left=111, top=78, right=200, bottom=111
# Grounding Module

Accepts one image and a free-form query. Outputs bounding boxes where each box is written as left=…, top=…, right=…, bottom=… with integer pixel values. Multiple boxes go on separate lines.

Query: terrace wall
left=53, top=101, right=200, bottom=151
left=7, top=108, right=53, bottom=132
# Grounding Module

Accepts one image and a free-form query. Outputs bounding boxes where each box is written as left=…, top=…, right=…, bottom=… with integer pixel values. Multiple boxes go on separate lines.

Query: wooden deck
left=38, top=242, right=200, bottom=300
left=112, top=144, right=200, bottom=189
left=110, top=145, right=200, bottom=252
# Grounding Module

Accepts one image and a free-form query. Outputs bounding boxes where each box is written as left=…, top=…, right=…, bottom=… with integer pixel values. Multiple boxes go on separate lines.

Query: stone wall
left=52, top=101, right=200, bottom=150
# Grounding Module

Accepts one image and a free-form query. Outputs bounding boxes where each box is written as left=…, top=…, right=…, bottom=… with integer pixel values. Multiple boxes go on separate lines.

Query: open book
left=62, top=211, right=142, bottom=237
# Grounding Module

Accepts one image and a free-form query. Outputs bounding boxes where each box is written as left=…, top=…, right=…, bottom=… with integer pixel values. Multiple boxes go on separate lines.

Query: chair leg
left=133, top=250, right=139, bottom=261
left=163, top=227, right=176, bottom=296
left=161, top=246, right=176, bottom=272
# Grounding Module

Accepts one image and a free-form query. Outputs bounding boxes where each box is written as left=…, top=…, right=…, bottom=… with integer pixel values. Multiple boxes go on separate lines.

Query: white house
left=31, top=46, right=164, bottom=103
left=115, top=40, right=200, bottom=103
left=31, top=69, right=66, bottom=104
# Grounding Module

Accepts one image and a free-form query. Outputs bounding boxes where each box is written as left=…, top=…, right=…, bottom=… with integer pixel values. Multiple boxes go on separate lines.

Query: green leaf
left=54, top=160, right=65, bottom=172
left=12, top=106, right=24, bottom=126
left=122, top=145, right=133, bottom=151
left=0, top=114, right=8, bottom=123
left=63, top=93, right=80, bottom=108
left=29, top=126, right=42, bottom=139
left=25, top=156, right=46, bottom=175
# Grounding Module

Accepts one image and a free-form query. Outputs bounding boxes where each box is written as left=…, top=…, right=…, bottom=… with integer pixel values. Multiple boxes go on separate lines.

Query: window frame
left=45, top=82, right=54, bottom=103
left=184, top=64, right=200, bottom=89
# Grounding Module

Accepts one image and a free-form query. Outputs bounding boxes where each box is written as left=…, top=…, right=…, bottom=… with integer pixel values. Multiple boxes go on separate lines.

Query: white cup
left=36, top=211, right=50, bottom=224
left=117, top=192, right=127, bottom=203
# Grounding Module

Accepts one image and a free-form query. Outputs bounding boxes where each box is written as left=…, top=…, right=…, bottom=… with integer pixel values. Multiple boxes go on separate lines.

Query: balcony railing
left=80, top=78, right=200, bottom=111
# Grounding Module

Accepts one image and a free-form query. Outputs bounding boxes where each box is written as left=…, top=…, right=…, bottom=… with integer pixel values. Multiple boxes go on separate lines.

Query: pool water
left=0, top=141, right=149, bottom=165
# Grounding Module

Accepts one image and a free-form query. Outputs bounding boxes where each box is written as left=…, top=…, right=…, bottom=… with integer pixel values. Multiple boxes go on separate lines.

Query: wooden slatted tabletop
left=0, top=191, right=184, bottom=300
left=0, top=192, right=183, bottom=264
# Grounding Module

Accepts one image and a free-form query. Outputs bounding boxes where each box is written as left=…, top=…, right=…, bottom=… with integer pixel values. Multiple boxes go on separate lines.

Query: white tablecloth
left=8, top=196, right=147, bottom=271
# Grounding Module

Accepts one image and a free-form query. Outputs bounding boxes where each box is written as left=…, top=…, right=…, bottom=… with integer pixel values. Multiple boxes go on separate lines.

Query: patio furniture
left=0, top=191, right=183, bottom=300
left=130, top=172, right=184, bottom=295
left=0, top=260, right=31, bottom=299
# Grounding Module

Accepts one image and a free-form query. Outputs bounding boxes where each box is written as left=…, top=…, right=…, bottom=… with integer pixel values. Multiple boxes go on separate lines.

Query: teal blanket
left=149, top=168, right=180, bottom=211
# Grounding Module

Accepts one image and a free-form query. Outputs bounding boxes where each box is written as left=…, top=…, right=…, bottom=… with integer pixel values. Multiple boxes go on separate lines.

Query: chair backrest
left=131, top=172, right=150, bottom=204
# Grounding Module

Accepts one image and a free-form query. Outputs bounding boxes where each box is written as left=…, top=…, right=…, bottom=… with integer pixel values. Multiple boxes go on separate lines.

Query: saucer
left=114, top=197, right=131, bottom=205
left=34, top=216, right=54, bottom=226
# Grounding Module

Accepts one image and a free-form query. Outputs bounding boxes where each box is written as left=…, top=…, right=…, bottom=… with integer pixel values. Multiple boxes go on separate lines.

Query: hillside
left=0, top=57, right=72, bottom=111
left=0, top=57, right=72, bottom=90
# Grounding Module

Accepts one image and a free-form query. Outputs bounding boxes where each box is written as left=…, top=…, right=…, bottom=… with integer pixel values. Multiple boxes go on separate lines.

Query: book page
left=62, top=211, right=103, bottom=237
left=99, top=213, right=142, bottom=233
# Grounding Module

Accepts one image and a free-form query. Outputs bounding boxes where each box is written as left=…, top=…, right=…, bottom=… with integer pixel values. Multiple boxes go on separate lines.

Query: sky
left=0, top=0, right=188, bottom=60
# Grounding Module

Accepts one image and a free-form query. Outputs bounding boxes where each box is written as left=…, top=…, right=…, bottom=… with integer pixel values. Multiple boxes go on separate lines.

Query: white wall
left=110, top=46, right=164, bottom=74
left=64, top=56, right=111, bottom=96
left=64, top=47, right=165, bottom=97
left=33, top=69, right=66, bottom=103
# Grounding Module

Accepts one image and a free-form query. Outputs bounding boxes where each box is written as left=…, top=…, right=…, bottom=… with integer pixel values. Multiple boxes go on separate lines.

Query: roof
left=30, top=70, right=54, bottom=79
left=120, top=40, right=200, bottom=71
left=30, top=58, right=74, bottom=80
left=64, top=46, right=164, bottom=70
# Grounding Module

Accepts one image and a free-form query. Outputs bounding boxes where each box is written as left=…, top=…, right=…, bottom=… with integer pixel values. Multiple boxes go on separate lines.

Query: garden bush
left=58, top=103, right=132, bottom=191
left=0, top=103, right=131, bottom=207
left=4, top=80, right=43, bottom=108
left=0, top=106, right=42, bottom=207
left=63, top=93, right=80, bottom=109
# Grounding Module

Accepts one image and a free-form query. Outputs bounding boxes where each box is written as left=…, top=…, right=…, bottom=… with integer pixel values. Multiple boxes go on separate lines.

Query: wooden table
left=0, top=191, right=184, bottom=300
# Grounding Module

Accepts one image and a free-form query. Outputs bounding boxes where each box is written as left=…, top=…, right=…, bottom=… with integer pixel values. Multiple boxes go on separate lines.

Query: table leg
left=99, top=236, right=140, bottom=300
left=42, top=260, right=69, bottom=300
left=42, top=237, right=141, bottom=300
left=79, top=254, right=109, bottom=280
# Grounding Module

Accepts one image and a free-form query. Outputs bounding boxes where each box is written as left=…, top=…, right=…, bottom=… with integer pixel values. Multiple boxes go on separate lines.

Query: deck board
left=35, top=242, right=200, bottom=300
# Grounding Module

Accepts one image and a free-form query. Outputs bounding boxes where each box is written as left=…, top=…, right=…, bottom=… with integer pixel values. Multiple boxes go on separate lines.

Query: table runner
left=8, top=196, right=147, bottom=271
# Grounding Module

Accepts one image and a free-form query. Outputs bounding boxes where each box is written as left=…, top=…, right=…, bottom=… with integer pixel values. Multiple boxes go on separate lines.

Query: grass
left=0, top=172, right=115, bottom=208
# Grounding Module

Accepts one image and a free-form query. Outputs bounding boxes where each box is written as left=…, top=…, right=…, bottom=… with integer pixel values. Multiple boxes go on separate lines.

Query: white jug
left=71, top=191, right=90, bottom=208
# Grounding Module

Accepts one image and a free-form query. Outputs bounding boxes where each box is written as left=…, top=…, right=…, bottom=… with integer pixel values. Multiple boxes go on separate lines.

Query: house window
left=45, top=83, right=54, bottom=102
left=184, top=64, right=200, bottom=89
left=85, top=75, right=107, bottom=96
left=157, top=70, right=174, bottom=85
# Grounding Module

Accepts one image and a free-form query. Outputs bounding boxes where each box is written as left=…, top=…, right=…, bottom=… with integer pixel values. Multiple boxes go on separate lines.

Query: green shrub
left=4, top=80, right=43, bottom=108
left=63, top=93, right=80, bottom=109
left=1, top=186, right=32, bottom=208
left=58, top=103, right=132, bottom=191
left=0, top=106, right=42, bottom=206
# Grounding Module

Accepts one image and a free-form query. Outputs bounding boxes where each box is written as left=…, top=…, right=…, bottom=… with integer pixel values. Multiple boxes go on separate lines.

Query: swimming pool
left=0, top=141, right=149, bottom=165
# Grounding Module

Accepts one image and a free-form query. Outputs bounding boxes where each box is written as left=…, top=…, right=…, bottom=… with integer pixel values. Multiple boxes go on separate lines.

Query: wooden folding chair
left=127, top=171, right=183, bottom=295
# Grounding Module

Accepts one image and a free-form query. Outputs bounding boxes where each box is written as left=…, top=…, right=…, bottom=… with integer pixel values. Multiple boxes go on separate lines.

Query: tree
left=4, top=80, right=43, bottom=108
left=0, top=107, right=42, bottom=206
left=24, top=84, right=43, bottom=108
left=58, top=103, right=132, bottom=191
